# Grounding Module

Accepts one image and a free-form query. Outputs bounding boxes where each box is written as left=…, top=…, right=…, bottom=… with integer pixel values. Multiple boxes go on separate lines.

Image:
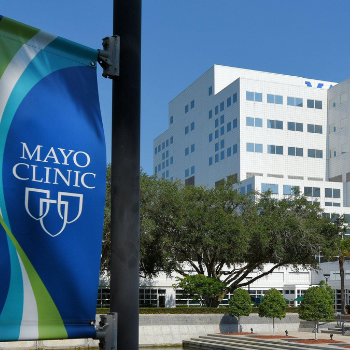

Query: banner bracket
left=98, top=36, right=120, bottom=78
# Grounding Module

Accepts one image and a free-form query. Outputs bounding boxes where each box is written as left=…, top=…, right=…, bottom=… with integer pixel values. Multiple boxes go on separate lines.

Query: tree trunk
left=273, top=317, right=275, bottom=335
left=339, top=257, right=346, bottom=314
left=315, top=321, right=317, bottom=340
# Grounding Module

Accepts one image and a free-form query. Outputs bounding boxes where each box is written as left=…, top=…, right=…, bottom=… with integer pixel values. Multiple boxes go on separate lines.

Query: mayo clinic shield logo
left=25, top=187, right=83, bottom=237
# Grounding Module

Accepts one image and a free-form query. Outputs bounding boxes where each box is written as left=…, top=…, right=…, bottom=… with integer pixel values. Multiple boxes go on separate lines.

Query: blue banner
left=0, top=17, right=106, bottom=340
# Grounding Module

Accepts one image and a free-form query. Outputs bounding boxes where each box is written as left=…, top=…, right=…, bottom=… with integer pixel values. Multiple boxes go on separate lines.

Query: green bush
left=96, top=306, right=299, bottom=314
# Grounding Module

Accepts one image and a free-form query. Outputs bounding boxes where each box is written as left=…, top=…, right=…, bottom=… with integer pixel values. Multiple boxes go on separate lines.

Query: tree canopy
left=299, top=284, right=334, bottom=339
left=101, top=167, right=342, bottom=306
left=258, top=288, right=286, bottom=334
left=228, top=288, right=252, bottom=318
left=173, top=274, right=227, bottom=307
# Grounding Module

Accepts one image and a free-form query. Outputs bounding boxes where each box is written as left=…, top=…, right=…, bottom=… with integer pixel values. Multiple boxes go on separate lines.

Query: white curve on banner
left=17, top=251, right=39, bottom=340
left=0, top=30, right=57, bottom=124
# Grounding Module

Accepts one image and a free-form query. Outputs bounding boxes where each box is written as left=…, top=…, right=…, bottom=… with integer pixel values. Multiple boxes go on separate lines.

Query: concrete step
left=183, top=334, right=350, bottom=350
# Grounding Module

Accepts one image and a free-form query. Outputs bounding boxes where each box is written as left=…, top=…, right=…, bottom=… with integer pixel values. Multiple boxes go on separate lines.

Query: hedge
left=96, top=306, right=299, bottom=314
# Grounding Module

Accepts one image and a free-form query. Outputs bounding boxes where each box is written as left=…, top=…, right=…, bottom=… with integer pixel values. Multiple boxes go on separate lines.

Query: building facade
left=147, top=65, right=350, bottom=309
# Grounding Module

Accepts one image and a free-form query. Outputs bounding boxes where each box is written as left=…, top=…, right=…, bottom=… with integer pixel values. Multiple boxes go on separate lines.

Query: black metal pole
left=110, top=1, right=141, bottom=350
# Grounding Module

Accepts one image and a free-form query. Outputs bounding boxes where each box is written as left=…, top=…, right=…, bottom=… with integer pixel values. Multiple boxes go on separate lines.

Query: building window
left=215, top=105, right=219, bottom=115
left=209, top=133, right=213, bottom=142
left=215, top=154, right=219, bottom=163
left=247, top=184, right=252, bottom=193
left=220, top=115, right=225, bottom=125
left=261, top=183, right=278, bottom=194
left=170, top=157, right=173, bottom=164
left=166, top=139, right=169, bottom=147
left=191, top=100, right=194, bottom=109
left=185, top=126, right=189, bottom=135
left=162, top=162, right=165, bottom=169
left=166, top=150, right=169, bottom=157
left=155, top=147, right=157, bottom=155
left=158, top=164, right=161, bottom=171
left=227, top=122, right=232, bottom=132
left=215, top=130, right=219, bottom=139
left=170, top=116, right=173, bottom=124
left=220, top=101, right=224, bottom=111
left=325, top=188, right=341, bottom=198
left=191, top=144, right=195, bottom=153
left=267, top=94, right=283, bottom=104
left=191, top=122, right=195, bottom=131
left=233, top=144, right=238, bottom=154
left=220, top=126, right=225, bottom=136
left=162, top=142, right=165, bottom=149
left=247, top=143, right=263, bottom=153
left=215, top=142, right=219, bottom=152
left=209, top=110, right=213, bottom=119
left=304, top=187, right=320, bottom=197
left=215, top=118, right=219, bottom=128
left=267, top=119, right=283, bottom=129
left=209, top=86, right=212, bottom=96
left=227, top=97, right=231, bottom=107
left=185, top=147, right=189, bottom=156
left=233, top=118, right=238, bottom=129
left=288, top=147, right=303, bottom=157
left=307, top=124, right=322, bottom=134
left=307, top=99, right=322, bottom=109
left=209, top=157, right=213, bottom=166
left=185, top=169, right=189, bottom=177
left=241, top=187, right=246, bottom=195
left=246, top=117, right=262, bottom=127
left=185, top=104, right=189, bottom=113
left=191, top=166, right=195, bottom=175
left=288, top=122, right=303, bottom=132
left=227, top=147, right=232, bottom=157
left=158, top=145, right=161, bottom=152
left=220, top=139, right=225, bottom=149
left=162, top=152, right=165, bottom=160
left=287, top=97, right=303, bottom=107
left=283, top=185, right=300, bottom=195
left=233, top=92, right=238, bottom=104
left=170, top=136, right=173, bottom=144
left=268, top=145, right=283, bottom=155
left=308, top=149, right=323, bottom=158
left=220, top=151, right=225, bottom=160
left=246, top=91, right=262, bottom=102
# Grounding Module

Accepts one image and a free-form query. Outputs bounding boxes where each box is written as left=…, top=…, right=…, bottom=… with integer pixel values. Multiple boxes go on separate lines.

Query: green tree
left=174, top=274, right=227, bottom=307
left=322, top=215, right=350, bottom=314
left=101, top=170, right=339, bottom=307
left=228, top=288, right=252, bottom=332
left=299, top=285, right=335, bottom=340
left=258, top=288, right=286, bottom=335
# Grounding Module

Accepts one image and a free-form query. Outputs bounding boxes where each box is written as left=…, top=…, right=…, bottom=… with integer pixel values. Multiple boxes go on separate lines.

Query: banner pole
left=110, top=1, right=141, bottom=350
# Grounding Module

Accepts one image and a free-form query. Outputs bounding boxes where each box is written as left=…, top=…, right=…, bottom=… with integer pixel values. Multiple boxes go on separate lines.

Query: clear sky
left=2, top=1, right=350, bottom=174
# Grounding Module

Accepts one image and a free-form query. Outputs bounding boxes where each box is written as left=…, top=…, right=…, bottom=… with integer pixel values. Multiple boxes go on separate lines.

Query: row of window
left=261, top=184, right=341, bottom=199
left=246, top=118, right=323, bottom=134
left=185, top=144, right=195, bottom=156
left=185, top=166, right=195, bottom=178
left=209, top=118, right=238, bottom=142
left=155, top=157, right=174, bottom=173
left=185, top=122, right=195, bottom=134
left=209, top=144, right=238, bottom=165
left=155, top=136, right=173, bottom=154
left=246, top=91, right=323, bottom=109
left=208, top=93, right=238, bottom=118
left=247, top=143, right=323, bottom=158
left=185, top=100, right=195, bottom=114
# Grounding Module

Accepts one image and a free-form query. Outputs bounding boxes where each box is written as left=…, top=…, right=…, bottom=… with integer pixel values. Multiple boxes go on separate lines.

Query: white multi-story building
left=147, top=65, right=350, bottom=309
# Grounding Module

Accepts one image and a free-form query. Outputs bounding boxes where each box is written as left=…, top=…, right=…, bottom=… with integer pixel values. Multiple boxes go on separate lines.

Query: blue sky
left=2, top=1, right=350, bottom=174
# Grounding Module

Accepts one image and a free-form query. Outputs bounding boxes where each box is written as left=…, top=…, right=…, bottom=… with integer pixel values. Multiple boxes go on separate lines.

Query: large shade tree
left=101, top=168, right=341, bottom=306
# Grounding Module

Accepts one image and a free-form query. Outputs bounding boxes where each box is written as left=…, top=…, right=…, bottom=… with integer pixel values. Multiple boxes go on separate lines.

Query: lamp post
left=324, top=273, right=330, bottom=284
